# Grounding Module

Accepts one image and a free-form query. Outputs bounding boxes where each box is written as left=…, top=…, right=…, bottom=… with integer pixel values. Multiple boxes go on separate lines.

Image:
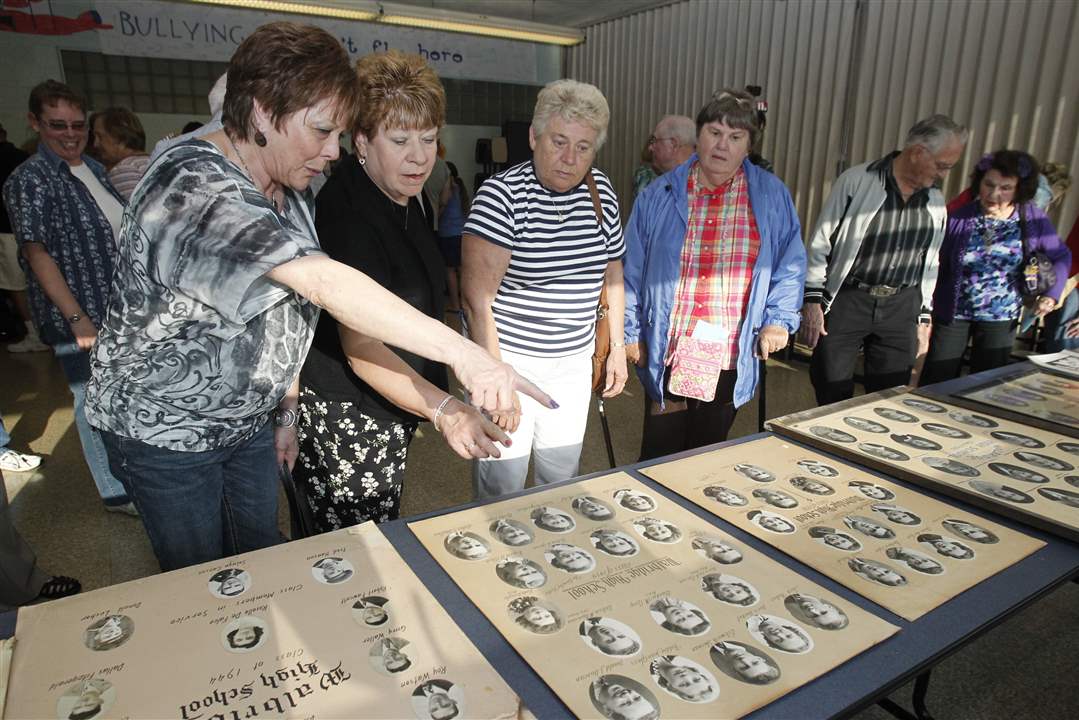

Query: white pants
left=474, top=346, right=593, bottom=498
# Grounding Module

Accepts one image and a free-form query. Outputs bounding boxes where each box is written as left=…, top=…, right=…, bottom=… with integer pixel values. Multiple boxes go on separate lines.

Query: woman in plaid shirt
left=624, top=89, right=806, bottom=460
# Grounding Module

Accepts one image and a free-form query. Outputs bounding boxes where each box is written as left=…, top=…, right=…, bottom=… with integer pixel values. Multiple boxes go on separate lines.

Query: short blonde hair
left=354, top=50, right=446, bottom=138
left=531, top=79, right=610, bottom=149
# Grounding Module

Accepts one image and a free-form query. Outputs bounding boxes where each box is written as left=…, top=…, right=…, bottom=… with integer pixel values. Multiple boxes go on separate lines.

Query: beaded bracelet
left=432, top=395, right=454, bottom=432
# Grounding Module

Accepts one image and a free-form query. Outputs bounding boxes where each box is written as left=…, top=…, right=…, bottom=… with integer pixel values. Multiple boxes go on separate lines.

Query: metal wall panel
left=566, top=0, right=1079, bottom=236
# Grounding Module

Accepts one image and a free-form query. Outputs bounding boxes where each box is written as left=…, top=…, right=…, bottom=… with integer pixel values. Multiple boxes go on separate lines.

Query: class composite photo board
left=767, top=389, right=1079, bottom=543
left=638, top=435, right=1044, bottom=621
left=1, top=523, right=519, bottom=720
left=409, top=472, right=898, bottom=720
left=1028, top=349, right=1079, bottom=379
left=930, top=366, right=1079, bottom=436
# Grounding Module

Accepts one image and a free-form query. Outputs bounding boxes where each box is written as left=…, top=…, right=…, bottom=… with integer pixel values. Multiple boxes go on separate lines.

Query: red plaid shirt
left=667, top=164, right=760, bottom=370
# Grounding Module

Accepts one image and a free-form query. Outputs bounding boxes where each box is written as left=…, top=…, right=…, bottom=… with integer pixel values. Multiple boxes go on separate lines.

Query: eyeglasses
left=42, top=120, right=87, bottom=132
left=648, top=136, right=675, bottom=147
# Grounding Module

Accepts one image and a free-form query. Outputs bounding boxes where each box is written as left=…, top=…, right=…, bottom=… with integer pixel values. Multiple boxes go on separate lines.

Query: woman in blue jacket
left=624, top=89, right=806, bottom=460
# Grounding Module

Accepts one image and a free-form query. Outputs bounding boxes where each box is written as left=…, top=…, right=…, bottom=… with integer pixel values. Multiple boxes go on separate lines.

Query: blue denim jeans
left=101, top=422, right=281, bottom=571
left=53, top=342, right=129, bottom=506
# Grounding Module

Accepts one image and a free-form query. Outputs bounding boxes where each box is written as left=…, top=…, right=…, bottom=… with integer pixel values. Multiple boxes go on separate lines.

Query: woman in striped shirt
left=462, top=80, right=628, bottom=498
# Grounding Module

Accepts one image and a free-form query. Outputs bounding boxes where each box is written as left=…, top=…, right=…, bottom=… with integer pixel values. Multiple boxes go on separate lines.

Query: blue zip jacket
left=623, top=155, right=806, bottom=408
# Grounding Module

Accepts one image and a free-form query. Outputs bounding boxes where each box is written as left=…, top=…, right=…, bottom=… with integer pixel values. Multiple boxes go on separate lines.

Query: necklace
left=547, top=188, right=567, bottom=222
left=227, top=134, right=282, bottom=212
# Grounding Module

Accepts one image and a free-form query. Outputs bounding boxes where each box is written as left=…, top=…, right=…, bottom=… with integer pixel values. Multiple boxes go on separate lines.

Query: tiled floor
left=2, top=345, right=1076, bottom=718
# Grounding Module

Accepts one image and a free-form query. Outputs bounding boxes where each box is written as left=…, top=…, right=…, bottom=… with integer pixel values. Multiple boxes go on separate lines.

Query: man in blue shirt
left=2, top=80, right=134, bottom=515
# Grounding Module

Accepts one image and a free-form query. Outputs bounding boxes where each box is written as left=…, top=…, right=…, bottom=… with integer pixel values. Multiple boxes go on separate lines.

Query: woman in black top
left=296, top=51, right=504, bottom=533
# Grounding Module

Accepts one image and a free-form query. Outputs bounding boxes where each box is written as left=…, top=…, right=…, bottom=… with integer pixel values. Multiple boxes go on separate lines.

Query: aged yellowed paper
left=954, top=368, right=1079, bottom=431
left=4, top=523, right=519, bottom=720
left=640, top=435, right=1044, bottom=621
left=769, top=389, right=1079, bottom=542
left=410, top=472, right=897, bottom=719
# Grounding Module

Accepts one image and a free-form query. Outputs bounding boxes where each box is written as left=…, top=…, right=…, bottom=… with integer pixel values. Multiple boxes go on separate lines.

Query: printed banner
left=640, top=435, right=1044, bottom=621
left=3, top=523, right=519, bottom=720
left=410, top=472, right=897, bottom=720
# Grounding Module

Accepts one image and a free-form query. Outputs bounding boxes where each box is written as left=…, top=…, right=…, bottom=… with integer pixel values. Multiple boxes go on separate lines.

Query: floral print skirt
left=295, top=384, right=416, bottom=533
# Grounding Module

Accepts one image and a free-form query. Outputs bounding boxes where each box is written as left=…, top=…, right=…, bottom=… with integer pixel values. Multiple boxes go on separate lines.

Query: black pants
left=919, top=318, right=1018, bottom=386
left=639, top=369, right=738, bottom=461
left=810, top=286, right=920, bottom=406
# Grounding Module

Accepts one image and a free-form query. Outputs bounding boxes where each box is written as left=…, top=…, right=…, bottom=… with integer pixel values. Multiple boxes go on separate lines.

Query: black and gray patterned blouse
left=86, top=140, right=324, bottom=451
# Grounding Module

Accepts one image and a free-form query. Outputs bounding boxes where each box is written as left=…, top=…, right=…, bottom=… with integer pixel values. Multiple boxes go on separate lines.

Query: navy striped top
left=465, top=161, right=624, bottom=357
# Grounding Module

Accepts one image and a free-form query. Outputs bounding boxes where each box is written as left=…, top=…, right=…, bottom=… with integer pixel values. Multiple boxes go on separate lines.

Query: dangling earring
left=358, top=155, right=366, bottom=166
left=254, top=130, right=267, bottom=147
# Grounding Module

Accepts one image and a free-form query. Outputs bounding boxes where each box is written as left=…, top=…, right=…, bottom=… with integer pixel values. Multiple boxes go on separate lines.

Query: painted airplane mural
left=1, top=0, right=112, bottom=35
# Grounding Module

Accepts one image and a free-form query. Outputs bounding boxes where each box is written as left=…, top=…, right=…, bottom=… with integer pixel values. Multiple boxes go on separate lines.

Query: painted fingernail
left=549, top=399, right=560, bottom=409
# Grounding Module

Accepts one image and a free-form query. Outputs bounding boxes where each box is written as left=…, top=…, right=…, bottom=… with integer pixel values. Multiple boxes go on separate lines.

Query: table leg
left=876, top=669, right=934, bottom=720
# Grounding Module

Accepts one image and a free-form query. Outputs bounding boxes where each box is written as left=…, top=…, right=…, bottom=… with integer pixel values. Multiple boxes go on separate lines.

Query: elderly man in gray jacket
left=799, top=114, right=968, bottom=406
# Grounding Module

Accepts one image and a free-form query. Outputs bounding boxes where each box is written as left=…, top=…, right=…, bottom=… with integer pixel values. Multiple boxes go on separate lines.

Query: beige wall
left=567, top=0, right=1079, bottom=237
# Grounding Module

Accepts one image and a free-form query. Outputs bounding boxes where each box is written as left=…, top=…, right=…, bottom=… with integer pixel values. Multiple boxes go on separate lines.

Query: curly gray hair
left=531, top=79, right=610, bottom=149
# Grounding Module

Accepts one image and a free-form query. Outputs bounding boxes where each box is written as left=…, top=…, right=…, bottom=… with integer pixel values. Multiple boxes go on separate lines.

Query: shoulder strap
left=585, top=171, right=604, bottom=231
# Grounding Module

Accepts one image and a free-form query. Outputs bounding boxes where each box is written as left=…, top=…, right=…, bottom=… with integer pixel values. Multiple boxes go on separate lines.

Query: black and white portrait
left=874, top=407, right=919, bottom=423
left=947, top=410, right=998, bottom=428
left=784, top=593, right=850, bottom=630
left=842, top=514, right=896, bottom=539
left=1038, top=486, right=1079, bottom=508
left=752, top=487, right=800, bottom=509
left=746, top=613, right=814, bottom=654
left=489, top=518, right=534, bottom=546
left=886, top=546, right=945, bottom=574
left=797, top=459, right=840, bottom=477
left=589, top=675, right=660, bottom=720
left=444, top=531, right=490, bottom=560
left=222, top=616, right=269, bottom=654
left=545, top=543, right=596, bottom=574
left=614, top=488, right=657, bottom=513
left=848, top=480, right=896, bottom=501
left=703, top=485, right=748, bottom=507
left=970, top=480, right=1035, bottom=504
left=495, top=557, right=547, bottom=589
left=369, top=636, right=413, bottom=675
left=508, top=596, right=564, bottom=635
left=632, top=516, right=683, bottom=544
left=649, top=596, right=712, bottom=636
left=1014, top=451, right=1074, bottom=473
left=808, top=526, right=862, bottom=552
left=921, top=423, right=971, bottom=440
left=870, top=503, right=922, bottom=525
left=903, top=398, right=946, bottom=413
left=748, top=509, right=796, bottom=534
left=590, top=528, right=641, bottom=557
left=848, top=557, right=908, bottom=587
left=412, top=679, right=465, bottom=720
left=648, top=655, right=720, bottom=704
left=709, top=641, right=781, bottom=685
left=941, top=518, right=999, bottom=544
left=733, top=463, right=776, bottom=482
left=82, top=615, right=134, bottom=652
left=987, top=462, right=1049, bottom=484
left=208, top=568, right=251, bottom=599
left=311, top=556, right=354, bottom=585
left=810, top=426, right=857, bottom=443
left=692, top=536, right=743, bottom=564
left=352, top=596, right=390, bottom=627
left=530, top=506, right=576, bottom=533
left=843, top=416, right=889, bottom=433
left=917, top=533, right=975, bottom=560
left=579, top=617, right=642, bottom=657
left=990, top=431, right=1045, bottom=449
left=701, top=573, right=760, bottom=606
left=55, top=679, right=115, bottom=720
left=789, top=476, right=836, bottom=495
left=572, top=495, right=615, bottom=520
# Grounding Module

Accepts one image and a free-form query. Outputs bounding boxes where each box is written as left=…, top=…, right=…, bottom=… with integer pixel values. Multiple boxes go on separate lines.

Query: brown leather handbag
left=586, top=173, right=610, bottom=395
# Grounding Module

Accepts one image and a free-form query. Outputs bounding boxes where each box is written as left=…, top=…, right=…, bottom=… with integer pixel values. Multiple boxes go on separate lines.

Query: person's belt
left=844, top=278, right=909, bottom=297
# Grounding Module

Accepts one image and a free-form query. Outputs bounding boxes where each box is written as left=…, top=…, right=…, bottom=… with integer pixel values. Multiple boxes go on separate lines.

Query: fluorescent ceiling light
left=182, top=0, right=584, bottom=45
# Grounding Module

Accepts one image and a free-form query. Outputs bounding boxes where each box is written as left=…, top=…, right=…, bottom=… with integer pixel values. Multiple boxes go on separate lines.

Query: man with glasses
left=648, top=115, right=696, bottom=176
left=3, top=80, right=135, bottom=515
left=799, top=114, right=968, bottom=405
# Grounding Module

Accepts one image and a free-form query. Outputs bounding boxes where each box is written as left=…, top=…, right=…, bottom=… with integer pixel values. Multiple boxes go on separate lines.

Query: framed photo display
left=768, top=389, right=1079, bottom=543
left=639, top=434, right=1044, bottom=621
left=410, top=472, right=897, bottom=720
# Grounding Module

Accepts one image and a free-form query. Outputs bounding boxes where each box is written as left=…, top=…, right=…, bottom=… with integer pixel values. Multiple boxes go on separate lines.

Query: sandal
left=0, top=449, right=42, bottom=472
left=37, top=575, right=81, bottom=601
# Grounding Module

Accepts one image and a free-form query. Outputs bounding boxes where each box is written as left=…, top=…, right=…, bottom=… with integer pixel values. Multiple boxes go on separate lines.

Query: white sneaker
left=0, top=448, right=42, bottom=472
left=6, top=334, right=49, bottom=353
left=105, top=501, right=139, bottom=517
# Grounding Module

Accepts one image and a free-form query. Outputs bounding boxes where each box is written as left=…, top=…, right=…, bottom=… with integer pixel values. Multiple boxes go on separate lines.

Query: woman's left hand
left=440, top=397, right=511, bottom=459
left=1034, top=296, right=1057, bottom=317
left=275, top=425, right=299, bottom=470
left=757, top=325, right=790, bottom=360
left=602, top=346, right=629, bottom=398
left=1065, top=318, right=1079, bottom=339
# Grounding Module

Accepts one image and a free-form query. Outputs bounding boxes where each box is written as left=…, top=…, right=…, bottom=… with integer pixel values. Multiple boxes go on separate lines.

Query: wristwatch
left=274, top=408, right=298, bottom=428
left=67, top=312, right=83, bottom=324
